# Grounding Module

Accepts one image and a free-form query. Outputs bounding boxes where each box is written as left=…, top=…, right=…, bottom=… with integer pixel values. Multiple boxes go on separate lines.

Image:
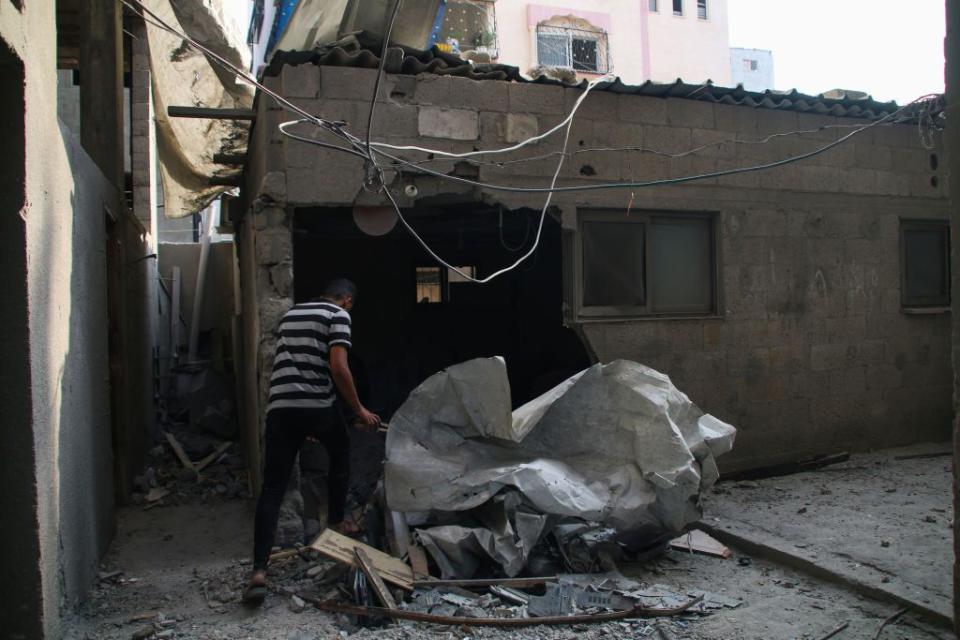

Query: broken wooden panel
left=310, top=529, right=415, bottom=590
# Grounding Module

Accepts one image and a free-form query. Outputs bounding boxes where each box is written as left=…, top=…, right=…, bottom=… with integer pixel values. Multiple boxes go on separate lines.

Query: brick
left=618, top=95, right=667, bottom=125
left=504, top=114, right=538, bottom=143
left=370, top=101, right=419, bottom=138
left=418, top=106, right=479, bottom=140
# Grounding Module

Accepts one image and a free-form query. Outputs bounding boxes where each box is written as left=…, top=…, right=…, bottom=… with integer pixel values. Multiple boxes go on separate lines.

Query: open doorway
left=293, top=202, right=592, bottom=422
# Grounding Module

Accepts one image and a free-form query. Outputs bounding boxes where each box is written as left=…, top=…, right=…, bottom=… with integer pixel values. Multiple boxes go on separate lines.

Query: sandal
left=242, top=571, right=268, bottom=606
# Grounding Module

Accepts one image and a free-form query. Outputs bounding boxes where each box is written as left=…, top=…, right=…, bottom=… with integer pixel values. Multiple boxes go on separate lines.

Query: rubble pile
left=131, top=429, right=249, bottom=507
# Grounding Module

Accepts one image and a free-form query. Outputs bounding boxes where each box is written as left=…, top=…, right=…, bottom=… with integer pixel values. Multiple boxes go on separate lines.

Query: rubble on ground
left=385, top=358, right=736, bottom=578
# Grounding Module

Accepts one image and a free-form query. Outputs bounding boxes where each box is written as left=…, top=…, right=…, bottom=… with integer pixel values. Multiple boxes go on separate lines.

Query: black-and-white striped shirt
left=268, top=301, right=352, bottom=412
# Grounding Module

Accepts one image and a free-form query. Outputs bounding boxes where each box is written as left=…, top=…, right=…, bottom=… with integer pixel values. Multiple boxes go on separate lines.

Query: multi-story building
left=730, top=46, right=775, bottom=91
left=437, top=0, right=733, bottom=85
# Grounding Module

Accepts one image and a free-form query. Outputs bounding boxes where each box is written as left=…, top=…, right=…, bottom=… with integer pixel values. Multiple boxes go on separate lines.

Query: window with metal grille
left=900, top=219, right=951, bottom=307
left=436, top=0, right=497, bottom=56
left=673, top=0, right=683, bottom=15
left=697, top=0, right=708, bottom=19
left=578, top=211, right=717, bottom=317
left=536, top=25, right=609, bottom=73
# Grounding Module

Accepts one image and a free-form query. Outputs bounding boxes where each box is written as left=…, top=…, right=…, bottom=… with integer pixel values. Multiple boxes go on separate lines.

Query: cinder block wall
left=242, top=64, right=950, bottom=472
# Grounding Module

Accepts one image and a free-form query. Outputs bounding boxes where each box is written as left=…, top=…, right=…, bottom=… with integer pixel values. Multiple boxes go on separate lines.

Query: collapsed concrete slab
left=385, top=358, right=736, bottom=577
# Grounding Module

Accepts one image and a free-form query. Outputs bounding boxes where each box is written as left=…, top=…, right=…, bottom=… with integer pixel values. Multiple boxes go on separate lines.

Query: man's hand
left=353, top=407, right=382, bottom=432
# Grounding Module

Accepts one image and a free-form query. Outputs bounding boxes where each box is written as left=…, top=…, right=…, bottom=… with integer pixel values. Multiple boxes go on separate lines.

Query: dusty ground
left=705, top=441, right=954, bottom=621
left=65, top=443, right=956, bottom=640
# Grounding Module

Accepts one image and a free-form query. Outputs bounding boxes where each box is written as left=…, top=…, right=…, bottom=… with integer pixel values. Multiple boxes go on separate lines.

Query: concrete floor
left=704, top=441, right=954, bottom=625
left=65, top=443, right=956, bottom=640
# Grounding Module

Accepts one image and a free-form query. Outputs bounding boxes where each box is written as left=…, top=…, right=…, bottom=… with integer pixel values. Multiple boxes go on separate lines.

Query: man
left=245, top=278, right=380, bottom=604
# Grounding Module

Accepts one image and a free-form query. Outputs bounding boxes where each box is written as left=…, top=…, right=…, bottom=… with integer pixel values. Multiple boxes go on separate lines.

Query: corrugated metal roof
left=265, top=33, right=927, bottom=120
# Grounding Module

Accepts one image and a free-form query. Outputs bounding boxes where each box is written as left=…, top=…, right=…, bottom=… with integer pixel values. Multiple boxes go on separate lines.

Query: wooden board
left=413, top=577, right=557, bottom=589
left=407, top=545, right=430, bottom=579
left=355, top=548, right=397, bottom=609
left=164, top=431, right=196, bottom=474
left=669, top=529, right=731, bottom=558
left=310, top=529, right=414, bottom=590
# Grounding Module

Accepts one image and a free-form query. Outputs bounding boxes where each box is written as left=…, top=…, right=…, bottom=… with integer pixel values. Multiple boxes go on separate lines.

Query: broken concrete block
left=289, top=594, right=306, bottom=613
left=418, top=106, right=479, bottom=140
left=258, top=171, right=286, bottom=203
left=504, top=114, right=539, bottom=144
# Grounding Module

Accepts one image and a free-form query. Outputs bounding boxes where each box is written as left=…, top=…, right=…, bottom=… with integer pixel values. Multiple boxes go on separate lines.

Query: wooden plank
left=164, top=431, right=197, bottom=474
left=412, top=577, right=557, bottom=589
left=669, top=529, right=731, bottom=559
left=167, top=106, right=257, bottom=120
left=354, top=548, right=397, bottom=609
left=194, top=441, right=232, bottom=474
left=310, top=529, right=414, bottom=591
left=407, top=545, right=430, bottom=578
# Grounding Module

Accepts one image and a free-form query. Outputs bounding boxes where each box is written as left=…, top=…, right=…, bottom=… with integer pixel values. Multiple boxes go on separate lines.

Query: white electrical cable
left=368, top=75, right=613, bottom=159
left=373, top=75, right=608, bottom=283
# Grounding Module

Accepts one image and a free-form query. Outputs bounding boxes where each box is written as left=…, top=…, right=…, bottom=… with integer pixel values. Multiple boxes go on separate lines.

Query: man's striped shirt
left=268, top=301, right=352, bottom=411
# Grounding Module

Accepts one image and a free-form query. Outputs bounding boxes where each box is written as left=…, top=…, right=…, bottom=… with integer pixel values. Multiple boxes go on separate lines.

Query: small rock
left=797, top=507, right=807, bottom=514
left=923, top=515, right=937, bottom=523
left=155, top=631, right=175, bottom=639
left=131, top=626, right=154, bottom=640
left=737, top=557, right=752, bottom=567
left=881, top=576, right=891, bottom=583
left=289, top=595, right=306, bottom=613
left=306, top=564, right=327, bottom=579
left=880, top=540, right=891, bottom=548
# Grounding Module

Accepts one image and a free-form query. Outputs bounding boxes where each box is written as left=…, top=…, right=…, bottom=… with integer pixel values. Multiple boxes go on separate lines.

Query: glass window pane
left=416, top=267, right=442, bottom=303
left=673, top=0, right=683, bottom=15
left=537, top=32, right=570, bottom=67
left=904, top=228, right=948, bottom=300
left=649, top=218, right=712, bottom=313
left=582, top=221, right=645, bottom=307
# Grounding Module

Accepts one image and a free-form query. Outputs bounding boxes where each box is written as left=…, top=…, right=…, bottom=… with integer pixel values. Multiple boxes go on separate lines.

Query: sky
left=727, top=0, right=946, bottom=104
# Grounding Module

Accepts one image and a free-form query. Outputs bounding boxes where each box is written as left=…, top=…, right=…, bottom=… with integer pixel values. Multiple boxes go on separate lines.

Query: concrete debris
left=289, top=594, right=306, bottom=613
left=385, top=358, right=736, bottom=577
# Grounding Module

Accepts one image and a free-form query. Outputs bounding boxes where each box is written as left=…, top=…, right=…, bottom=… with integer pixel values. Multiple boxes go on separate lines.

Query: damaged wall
left=239, top=63, right=950, bottom=475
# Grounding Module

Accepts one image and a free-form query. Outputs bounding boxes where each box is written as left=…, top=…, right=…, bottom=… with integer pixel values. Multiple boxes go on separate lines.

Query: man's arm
left=329, top=345, right=380, bottom=428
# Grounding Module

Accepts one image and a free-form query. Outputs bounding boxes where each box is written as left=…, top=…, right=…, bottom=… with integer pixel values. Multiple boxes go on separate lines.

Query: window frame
left=673, top=0, right=684, bottom=16
left=899, top=218, right=951, bottom=309
left=697, top=0, right=708, bottom=19
left=649, top=0, right=659, bottom=12
left=575, top=209, right=720, bottom=320
left=535, top=25, right=608, bottom=74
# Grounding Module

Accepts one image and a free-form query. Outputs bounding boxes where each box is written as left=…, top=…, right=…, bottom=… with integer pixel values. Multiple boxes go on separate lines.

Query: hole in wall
left=930, top=153, right=938, bottom=171
left=931, top=175, right=939, bottom=188
left=580, top=165, right=596, bottom=176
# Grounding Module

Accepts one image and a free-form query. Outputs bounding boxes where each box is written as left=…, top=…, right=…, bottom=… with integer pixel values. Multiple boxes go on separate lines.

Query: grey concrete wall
left=242, top=64, right=951, bottom=474
left=0, top=3, right=141, bottom=635
left=159, top=241, right=238, bottom=341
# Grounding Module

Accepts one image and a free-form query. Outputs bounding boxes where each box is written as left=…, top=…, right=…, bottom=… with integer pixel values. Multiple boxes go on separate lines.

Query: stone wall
left=240, top=64, right=951, bottom=474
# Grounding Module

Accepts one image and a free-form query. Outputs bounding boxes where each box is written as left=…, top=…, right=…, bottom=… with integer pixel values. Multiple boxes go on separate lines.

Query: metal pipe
left=187, top=203, right=216, bottom=363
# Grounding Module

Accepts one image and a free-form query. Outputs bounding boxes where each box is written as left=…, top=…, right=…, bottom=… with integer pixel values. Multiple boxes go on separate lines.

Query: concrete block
left=839, top=168, right=876, bottom=194
left=258, top=171, right=286, bottom=203
left=479, top=112, right=506, bottom=143
left=810, top=342, right=852, bottom=371
left=370, top=102, right=419, bottom=139
left=269, top=263, right=294, bottom=297
left=593, top=121, right=643, bottom=148
left=383, top=75, right=417, bottom=103
left=755, top=109, right=798, bottom=136
left=618, top=95, right=667, bottom=125
left=853, top=143, right=893, bottom=170
left=891, top=147, right=927, bottom=173
left=667, top=101, right=715, bottom=130
left=318, top=67, right=378, bottom=102
left=418, top=106, right=479, bottom=140
left=256, top=228, right=291, bottom=266
left=446, top=75, right=509, bottom=112
left=571, top=89, right=618, bottom=122
left=286, top=154, right=365, bottom=205
left=509, top=82, right=565, bottom=115
left=714, top=103, right=758, bottom=133
left=504, top=114, right=539, bottom=143
left=643, top=125, right=692, bottom=155
left=258, top=295, right=294, bottom=335
left=282, top=63, right=321, bottom=99
left=874, top=170, right=910, bottom=196
left=414, top=74, right=456, bottom=106
left=691, top=128, right=736, bottom=158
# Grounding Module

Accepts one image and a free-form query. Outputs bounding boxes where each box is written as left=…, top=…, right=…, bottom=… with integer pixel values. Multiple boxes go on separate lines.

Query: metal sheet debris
left=385, top=358, right=736, bottom=577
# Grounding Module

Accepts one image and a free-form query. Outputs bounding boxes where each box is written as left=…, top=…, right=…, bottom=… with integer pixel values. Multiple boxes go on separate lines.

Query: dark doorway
left=293, top=203, right=591, bottom=421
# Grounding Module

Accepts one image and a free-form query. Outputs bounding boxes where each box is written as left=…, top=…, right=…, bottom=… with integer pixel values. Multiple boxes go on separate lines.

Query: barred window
left=535, top=25, right=609, bottom=74
left=436, top=0, right=497, bottom=56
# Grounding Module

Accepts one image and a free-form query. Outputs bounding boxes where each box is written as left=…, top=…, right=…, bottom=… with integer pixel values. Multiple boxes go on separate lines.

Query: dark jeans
left=253, top=406, right=350, bottom=570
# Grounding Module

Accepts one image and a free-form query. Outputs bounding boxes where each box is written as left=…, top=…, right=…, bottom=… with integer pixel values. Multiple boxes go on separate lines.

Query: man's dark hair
left=323, top=278, right=358, bottom=301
